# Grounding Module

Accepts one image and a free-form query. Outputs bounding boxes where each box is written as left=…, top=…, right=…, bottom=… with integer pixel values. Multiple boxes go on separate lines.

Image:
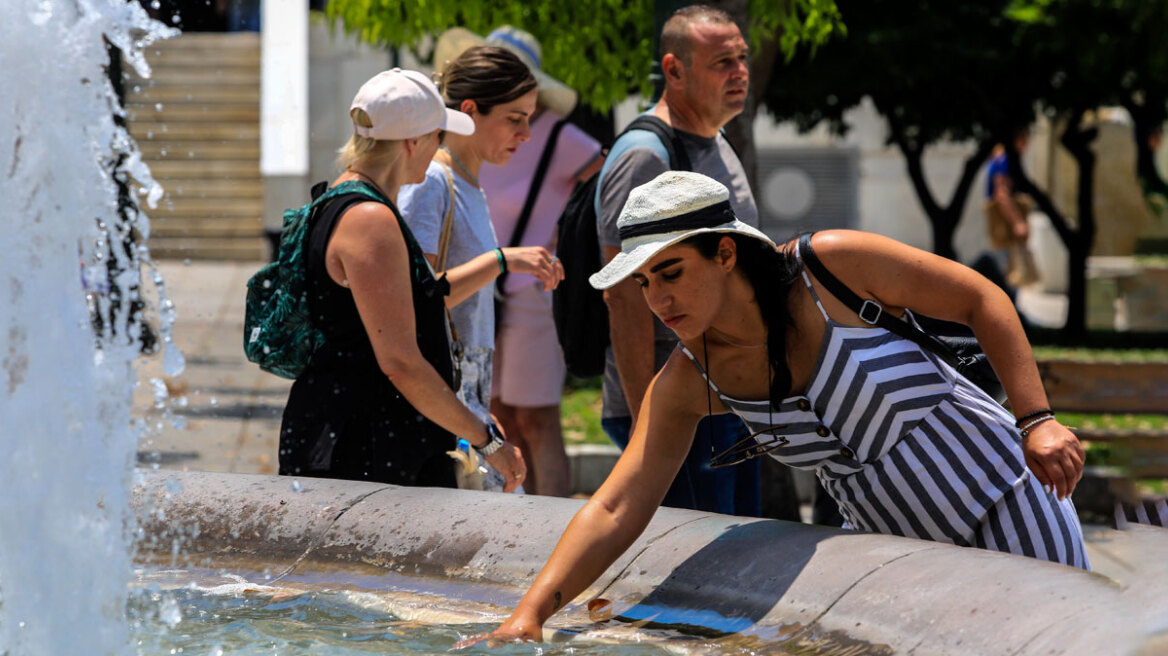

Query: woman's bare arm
left=808, top=230, right=1083, bottom=498
left=478, top=351, right=707, bottom=643
left=326, top=203, right=525, bottom=490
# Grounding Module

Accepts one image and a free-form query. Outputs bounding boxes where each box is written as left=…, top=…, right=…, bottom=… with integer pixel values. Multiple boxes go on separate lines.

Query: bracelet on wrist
left=1014, top=408, right=1054, bottom=428
left=494, top=248, right=507, bottom=274
left=1020, top=414, right=1056, bottom=436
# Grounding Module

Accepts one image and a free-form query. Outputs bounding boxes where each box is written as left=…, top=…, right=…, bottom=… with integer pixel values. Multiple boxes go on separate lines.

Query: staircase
left=124, top=32, right=265, bottom=261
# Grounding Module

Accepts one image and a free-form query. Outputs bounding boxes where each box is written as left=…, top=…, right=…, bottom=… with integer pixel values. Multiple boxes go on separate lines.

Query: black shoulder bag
left=797, top=233, right=1007, bottom=404
left=494, top=118, right=568, bottom=336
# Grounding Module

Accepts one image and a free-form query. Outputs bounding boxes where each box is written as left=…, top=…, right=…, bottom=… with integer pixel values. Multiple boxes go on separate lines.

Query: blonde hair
left=336, top=108, right=405, bottom=171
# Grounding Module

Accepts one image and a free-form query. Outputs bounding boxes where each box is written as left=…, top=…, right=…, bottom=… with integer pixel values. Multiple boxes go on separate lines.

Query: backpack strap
left=623, top=114, right=691, bottom=171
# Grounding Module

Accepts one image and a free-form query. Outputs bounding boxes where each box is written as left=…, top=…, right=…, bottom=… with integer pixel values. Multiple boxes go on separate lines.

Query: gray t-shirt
left=597, top=123, right=758, bottom=419
left=398, top=161, right=498, bottom=420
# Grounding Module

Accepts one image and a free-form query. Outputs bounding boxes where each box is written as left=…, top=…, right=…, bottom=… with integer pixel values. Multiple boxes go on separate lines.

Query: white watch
left=475, top=421, right=505, bottom=456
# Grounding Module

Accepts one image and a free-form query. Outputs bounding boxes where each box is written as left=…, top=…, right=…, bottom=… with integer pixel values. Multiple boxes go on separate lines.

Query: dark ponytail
left=685, top=232, right=801, bottom=405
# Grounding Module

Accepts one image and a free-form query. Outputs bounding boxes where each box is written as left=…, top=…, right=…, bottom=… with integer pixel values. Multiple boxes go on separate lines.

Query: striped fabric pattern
left=679, top=266, right=1089, bottom=569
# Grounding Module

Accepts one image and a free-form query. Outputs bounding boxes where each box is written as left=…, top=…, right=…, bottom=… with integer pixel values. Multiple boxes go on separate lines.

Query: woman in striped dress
left=481, top=170, right=1087, bottom=643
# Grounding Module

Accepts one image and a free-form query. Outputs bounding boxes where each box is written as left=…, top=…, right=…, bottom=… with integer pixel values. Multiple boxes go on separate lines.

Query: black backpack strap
left=496, top=118, right=569, bottom=304
left=623, top=114, right=692, bottom=172
left=309, top=180, right=329, bottom=201
left=510, top=118, right=569, bottom=249
left=797, top=233, right=961, bottom=368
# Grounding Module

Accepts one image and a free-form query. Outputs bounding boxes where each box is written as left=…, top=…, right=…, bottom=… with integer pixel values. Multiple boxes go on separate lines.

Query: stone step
left=154, top=179, right=262, bottom=199
left=126, top=67, right=261, bottom=88
left=147, top=160, right=260, bottom=179
left=146, top=237, right=267, bottom=261
left=150, top=218, right=263, bottom=238
left=137, top=140, right=260, bottom=161
left=148, top=204, right=262, bottom=221
left=129, top=85, right=260, bottom=104
left=126, top=103, right=260, bottom=124
left=129, top=122, right=259, bottom=142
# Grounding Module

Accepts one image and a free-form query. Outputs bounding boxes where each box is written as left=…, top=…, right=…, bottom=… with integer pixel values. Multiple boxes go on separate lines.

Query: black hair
left=684, top=232, right=801, bottom=405
left=439, top=45, right=538, bottom=115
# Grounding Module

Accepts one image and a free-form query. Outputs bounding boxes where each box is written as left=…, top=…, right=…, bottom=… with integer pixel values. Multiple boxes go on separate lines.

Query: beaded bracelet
left=494, top=248, right=507, bottom=274
left=1014, top=408, right=1053, bottom=428
left=1019, top=414, right=1056, bottom=436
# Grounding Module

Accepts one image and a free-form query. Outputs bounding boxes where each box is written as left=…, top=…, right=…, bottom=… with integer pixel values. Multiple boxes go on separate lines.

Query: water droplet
left=290, top=480, right=302, bottom=493
left=209, top=397, right=218, bottom=406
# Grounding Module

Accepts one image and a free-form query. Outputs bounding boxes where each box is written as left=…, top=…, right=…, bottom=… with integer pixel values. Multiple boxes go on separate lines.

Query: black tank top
left=278, top=185, right=457, bottom=487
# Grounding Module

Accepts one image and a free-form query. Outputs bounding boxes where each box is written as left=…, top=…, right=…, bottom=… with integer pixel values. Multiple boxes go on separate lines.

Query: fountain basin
left=132, top=470, right=1168, bottom=655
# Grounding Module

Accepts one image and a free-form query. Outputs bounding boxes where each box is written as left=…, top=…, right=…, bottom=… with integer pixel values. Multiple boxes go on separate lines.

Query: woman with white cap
left=398, top=46, right=565, bottom=429
left=478, top=169, right=1088, bottom=642
left=278, top=68, right=526, bottom=491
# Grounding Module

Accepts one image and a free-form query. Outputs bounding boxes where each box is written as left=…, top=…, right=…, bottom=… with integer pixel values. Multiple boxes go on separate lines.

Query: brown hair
left=660, top=4, right=737, bottom=64
left=437, top=45, right=537, bottom=114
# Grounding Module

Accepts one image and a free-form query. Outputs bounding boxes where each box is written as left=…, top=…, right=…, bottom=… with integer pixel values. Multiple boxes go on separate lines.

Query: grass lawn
left=562, top=376, right=609, bottom=446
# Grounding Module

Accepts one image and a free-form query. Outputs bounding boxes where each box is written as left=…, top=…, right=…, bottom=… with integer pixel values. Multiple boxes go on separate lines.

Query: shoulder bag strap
left=436, top=163, right=457, bottom=272
left=432, top=163, right=464, bottom=361
left=796, top=233, right=961, bottom=368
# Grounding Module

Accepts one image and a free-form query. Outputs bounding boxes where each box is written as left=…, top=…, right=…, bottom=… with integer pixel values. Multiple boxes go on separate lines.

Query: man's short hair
left=660, top=5, right=737, bottom=64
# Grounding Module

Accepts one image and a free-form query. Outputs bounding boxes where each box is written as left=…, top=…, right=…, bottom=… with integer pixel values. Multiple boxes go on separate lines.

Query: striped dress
left=680, top=260, right=1090, bottom=569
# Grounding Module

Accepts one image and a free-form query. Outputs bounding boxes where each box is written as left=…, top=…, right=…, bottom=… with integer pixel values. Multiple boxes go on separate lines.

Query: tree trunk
left=1003, top=111, right=1097, bottom=340
left=1059, top=112, right=1097, bottom=339
left=885, top=110, right=992, bottom=260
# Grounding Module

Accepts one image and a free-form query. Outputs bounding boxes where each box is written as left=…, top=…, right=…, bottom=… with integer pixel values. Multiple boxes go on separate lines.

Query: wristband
left=494, top=248, right=507, bottom=274
left=1014, top=408, right=1053, bottom=428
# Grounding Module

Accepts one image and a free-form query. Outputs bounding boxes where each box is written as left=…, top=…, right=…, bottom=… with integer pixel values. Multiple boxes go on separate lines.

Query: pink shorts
left=492, top=284, right=566, bottom=407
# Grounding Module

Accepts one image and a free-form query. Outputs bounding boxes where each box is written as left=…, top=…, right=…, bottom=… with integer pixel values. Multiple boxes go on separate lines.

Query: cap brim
left=443, top=108, right=475, bottom=135
left=588, top=221, right=774, bottom=290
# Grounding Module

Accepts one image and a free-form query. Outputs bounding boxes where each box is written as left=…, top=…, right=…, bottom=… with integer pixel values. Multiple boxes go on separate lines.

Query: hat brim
left=589, top=221, right=775, bottom=290
left=434, top=27, right=580, bottom=116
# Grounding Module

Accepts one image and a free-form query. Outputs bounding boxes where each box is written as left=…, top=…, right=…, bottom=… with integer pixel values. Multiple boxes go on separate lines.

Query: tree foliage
left=760, top=0, right=1168, bottom=338
left=324, top=0, right=843, bottom=112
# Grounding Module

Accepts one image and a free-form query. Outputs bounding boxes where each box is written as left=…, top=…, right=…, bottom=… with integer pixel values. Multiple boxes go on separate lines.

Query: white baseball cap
left=349, top=68, right=475, bottom=141
left=589, top=171, right=774, bottom=290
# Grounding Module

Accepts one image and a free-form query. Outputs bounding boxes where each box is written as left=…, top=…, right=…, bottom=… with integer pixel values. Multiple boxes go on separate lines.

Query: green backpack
left=244, top=180, right=388, bottom=379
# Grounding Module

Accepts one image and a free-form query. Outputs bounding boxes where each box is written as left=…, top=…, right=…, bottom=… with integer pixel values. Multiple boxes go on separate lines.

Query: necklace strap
left=440, top=145, right=480, bottom=187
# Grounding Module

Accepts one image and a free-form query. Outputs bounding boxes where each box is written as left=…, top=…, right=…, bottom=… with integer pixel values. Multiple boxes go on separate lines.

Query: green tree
left=759, top=1, right=1037, bottom=261
left=1002, top=0, right=1168, bottom=337
left=760, top=0, right=1168, bottom=338
left=323, top=0, right=843, bottom=113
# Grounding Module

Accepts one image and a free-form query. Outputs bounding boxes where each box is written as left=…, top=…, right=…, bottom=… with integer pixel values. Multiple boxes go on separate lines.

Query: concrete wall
left=133, top=470, right=1168, bottom=655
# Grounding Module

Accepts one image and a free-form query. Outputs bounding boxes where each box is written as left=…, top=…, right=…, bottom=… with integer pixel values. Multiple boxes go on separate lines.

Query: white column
left=260, top=0, right=309, bottom=254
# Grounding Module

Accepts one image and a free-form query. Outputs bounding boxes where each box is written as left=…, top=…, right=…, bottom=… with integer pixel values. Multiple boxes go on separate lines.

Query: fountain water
left=0, top=0, right=175, bottom=653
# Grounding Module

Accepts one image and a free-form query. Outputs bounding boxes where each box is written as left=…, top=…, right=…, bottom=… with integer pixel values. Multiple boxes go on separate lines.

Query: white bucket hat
left=433, top=26, right=579, bottom=116
left=350, top=68, right=475, bottom=141
left=589, top=171, right=775, bottom=290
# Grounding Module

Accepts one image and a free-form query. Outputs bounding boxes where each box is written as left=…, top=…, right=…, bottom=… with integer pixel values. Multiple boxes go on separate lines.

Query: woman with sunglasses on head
left=477, top=170, right=1087, bottom=643
left=278, top=69, right=526, bottom=492
left=398, top=46, right=564, bottom=432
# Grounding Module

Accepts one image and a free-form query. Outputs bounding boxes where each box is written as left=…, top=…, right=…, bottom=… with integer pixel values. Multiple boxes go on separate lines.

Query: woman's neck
left=705, top=276, right=768, bottom=348
left=437, top=135, right=482, bottom=186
